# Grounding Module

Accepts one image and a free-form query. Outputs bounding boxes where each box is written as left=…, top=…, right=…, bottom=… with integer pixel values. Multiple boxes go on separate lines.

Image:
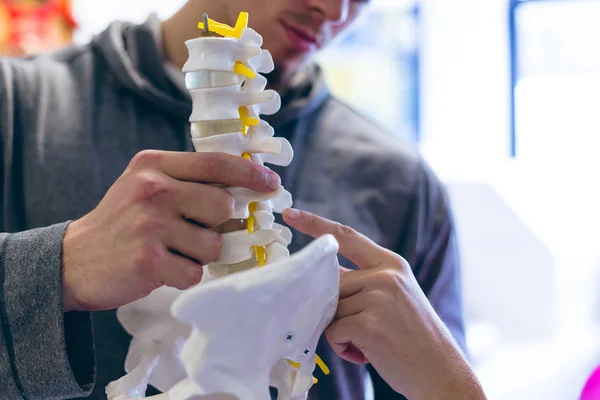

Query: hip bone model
left=105, top=12, right=340, bottom=400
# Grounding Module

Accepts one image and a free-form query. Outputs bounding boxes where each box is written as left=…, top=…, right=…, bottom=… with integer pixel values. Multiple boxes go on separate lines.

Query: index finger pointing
left=283, top=209, right=394, bottom=270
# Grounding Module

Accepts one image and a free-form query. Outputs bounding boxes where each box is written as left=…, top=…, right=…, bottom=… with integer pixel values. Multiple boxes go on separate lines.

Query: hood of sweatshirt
left=92, top=15, right=331, bottom=127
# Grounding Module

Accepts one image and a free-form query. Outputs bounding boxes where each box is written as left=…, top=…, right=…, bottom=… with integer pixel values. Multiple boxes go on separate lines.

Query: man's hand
left=283, top=209, right=486, bottom=400
left=62, top=150, right=280, bottom=313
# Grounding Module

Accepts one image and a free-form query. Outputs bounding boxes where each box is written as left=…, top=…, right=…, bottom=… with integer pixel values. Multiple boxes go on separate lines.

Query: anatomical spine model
left=105, top=12, right=336, bottom=400
left=187, top=11, right=293, bottom=278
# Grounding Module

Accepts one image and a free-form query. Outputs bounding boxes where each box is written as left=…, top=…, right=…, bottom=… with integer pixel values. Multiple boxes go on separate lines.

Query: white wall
left=418, top=1, right=600, bottom=398
left=420, top=0, right=511, bottom=177
left=419, top=0, right=600, bottom=330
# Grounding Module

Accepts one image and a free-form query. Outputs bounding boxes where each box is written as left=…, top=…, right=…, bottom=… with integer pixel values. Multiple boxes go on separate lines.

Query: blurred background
left=2, top=0, right=599, bottom=398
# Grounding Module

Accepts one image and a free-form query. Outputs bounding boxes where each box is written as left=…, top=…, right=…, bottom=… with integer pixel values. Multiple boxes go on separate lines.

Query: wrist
left=62, top=219, right=86, bottom=312
left=400, top=326, right=484, bottom=400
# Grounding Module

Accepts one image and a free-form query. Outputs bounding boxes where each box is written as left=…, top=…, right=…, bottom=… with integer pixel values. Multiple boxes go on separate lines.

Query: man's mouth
left=280, top=20, right=319, bottom=53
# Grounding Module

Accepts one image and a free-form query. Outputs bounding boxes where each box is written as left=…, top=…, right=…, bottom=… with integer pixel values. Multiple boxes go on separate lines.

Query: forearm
left=0, top=224, right=95, bottom=399
left=387, top=305, right=484, bottom=400
left=423, top=334, right=486, bottom=400
left=427, top=353, right=486, bottom=400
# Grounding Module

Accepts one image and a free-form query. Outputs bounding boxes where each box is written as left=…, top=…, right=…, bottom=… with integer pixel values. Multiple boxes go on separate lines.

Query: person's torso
left=2, top=43, right=417, bottom=400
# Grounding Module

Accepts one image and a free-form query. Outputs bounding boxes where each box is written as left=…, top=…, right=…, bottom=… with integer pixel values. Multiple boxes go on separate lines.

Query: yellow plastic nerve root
left=246, top=201, right=257, bottom=233
left=198, top=13, right=255, bottom=77
left=286, top=354, right=329, bottom=382
left=246, top=202, right=265, bottom=266
left=255, top=246, right=266, bottom=266
left=246, top=215, right=255, bottom=232
left=234, top=62, right=256, bottom=79
left=198, top=11, right=248, bottom=39
left=239, top=106, right=259, bottom=135
left=315, top=354, right=330, bottom=375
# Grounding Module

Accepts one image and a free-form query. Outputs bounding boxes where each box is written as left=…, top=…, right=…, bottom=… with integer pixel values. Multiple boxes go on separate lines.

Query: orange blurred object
left=0, top=0, right=77, bottom=56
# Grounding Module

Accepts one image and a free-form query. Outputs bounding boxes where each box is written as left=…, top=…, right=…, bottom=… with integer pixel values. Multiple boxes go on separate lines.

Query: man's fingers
left=283, top=209, right=392, bottom=269
left=336, top=292, right=365, bottom=319
left=325, top=315, right=369, bottom=365
left=129, top=150, right=280, bottom=193
left=173, top=180, right=235, bottom=227
left=165, top=219, right=223, bottom=266
left=338, top=268, right=372, bottom=299
left=159, top=252, right=204, bottom=290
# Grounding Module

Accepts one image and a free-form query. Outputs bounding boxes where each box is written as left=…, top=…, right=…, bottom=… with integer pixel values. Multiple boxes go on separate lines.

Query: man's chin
left=261, top=53, right=315, bottom=91
left=284, top=53, right=316, bottom=72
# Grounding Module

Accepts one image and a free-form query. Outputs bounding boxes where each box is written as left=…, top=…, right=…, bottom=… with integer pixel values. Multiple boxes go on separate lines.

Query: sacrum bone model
left=106, top=12, right=340, bottom=400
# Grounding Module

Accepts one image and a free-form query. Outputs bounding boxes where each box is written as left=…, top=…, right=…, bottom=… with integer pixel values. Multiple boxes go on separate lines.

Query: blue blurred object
left=318, top=3, right=421, bottom=143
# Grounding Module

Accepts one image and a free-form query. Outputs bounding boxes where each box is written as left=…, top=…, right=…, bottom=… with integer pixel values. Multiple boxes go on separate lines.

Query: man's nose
left=306, top=0, right=350, bottom=24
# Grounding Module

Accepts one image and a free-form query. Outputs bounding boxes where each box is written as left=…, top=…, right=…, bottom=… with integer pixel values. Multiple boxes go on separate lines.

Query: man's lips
left=280, top=20, right=320, bottom=52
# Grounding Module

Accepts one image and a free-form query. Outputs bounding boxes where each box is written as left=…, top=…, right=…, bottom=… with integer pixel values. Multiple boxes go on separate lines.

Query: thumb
left=283, top=208, right=396, bottom=270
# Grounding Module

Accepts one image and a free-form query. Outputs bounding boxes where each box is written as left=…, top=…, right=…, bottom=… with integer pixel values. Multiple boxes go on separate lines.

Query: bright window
left=510, top=0, right=600, bottom=159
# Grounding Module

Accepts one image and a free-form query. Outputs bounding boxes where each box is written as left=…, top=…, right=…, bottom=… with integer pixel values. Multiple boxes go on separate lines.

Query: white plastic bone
left=253, top=210, right=275, bottom=229
left=172, top=234, right=340, bottom=400
left=266, top=241, right=290, bottom=263
left=248, top=122, right=294, bottom=167
left=106, top=345, right=159, bottom=399
left=108, top=287, right=189, bottom=397
left=248, top=50, right=274, bottom=74
left=109, top=235, right=339, bottom=400
left=270, top=189, right=294, bottom=213
left=227, top=186, right=293, bottom=219
left=242, top=73, right=268, bottom=92
left=206, top=218, right=290, bottom=279
left=190, top=120, right=242, bottom=138
left=214, top=229, right=281, bottom=265
left=189, top=85, right=281, bottom=122
left=273, top=223, right=293, bottom=245
left=192, top=131, right=278, bottom=156
left=248, top=120, right=279, bottom=139
left=240, top=27, right=263, bottom=47
left=207, top=257, right=258, bottom=279
left=182, top=27, right=271, bottom=76
left=182, top=38, right=260, bottom=74
left=190, top=118, right=273, bottom=139
left=192, top=128, right=293, bottom=168
left=117, top=286, right=184, bottom=342
left=185, top=71, right=241, bottom=90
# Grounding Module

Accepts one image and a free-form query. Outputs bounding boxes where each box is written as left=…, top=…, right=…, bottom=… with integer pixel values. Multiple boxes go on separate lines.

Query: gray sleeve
left=411, top=161, right=467, bottom=353
left=0, top=60, right=95, bottom=399
left=0, top=223, right=95, bottom=400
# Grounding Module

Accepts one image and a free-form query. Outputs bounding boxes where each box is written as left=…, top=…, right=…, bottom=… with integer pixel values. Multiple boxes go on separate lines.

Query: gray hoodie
left=0, top=17, right=465, bottom=400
